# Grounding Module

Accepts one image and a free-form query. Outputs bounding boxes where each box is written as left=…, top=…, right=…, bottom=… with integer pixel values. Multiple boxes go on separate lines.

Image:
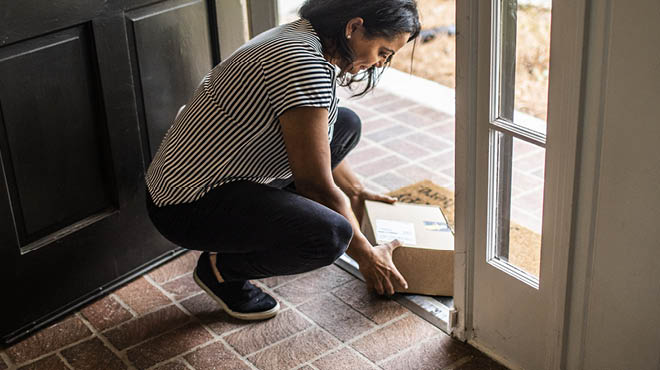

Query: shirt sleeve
left=261, top=52, right=335, bottom=118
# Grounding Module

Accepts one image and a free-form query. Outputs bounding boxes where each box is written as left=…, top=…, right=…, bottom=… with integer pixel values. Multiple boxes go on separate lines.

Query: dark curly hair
left=299, top=0, right=421, bottom=97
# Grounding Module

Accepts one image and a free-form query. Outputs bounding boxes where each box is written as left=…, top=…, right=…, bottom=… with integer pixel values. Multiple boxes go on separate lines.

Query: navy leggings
left=145, top=107, right=362, bottom=282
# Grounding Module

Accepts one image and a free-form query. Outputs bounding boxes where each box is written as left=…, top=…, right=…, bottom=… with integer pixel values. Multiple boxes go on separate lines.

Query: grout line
left=247, top=280, right=397, bottom=369
left=3, top=323, right=98, bottom=370
left=110, top=292, right=140, bottom=319
left=55, top=352, right=75, bottom=370
left=374, top=332, right=444, bottom=366
left=75, top=311, right=138, bottom=370
left=260, top=273, right=308, bottom=291
left=180, top=357, right=197, bottom=370
left=241, top=326, right=317, bottom=361
left=0, top=350, right=14, bottom=370
left=142, top=274, right=260, bottom=370
left=103, top=301, right=187, bottom=353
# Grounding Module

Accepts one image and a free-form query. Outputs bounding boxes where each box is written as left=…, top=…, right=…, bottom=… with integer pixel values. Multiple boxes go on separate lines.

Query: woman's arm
left=332, top=160, right=397, bottom=226
left=279, top=106, right=407, bottom=295
left=331, top=160, right=364, bottom=198
left=279, top=107, right=373, bottom=264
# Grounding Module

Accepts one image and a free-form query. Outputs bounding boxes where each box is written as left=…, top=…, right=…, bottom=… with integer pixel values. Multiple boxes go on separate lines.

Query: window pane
left=488, top=131, right=545, bottom=281
left=493, top=0, right=551, bottom=132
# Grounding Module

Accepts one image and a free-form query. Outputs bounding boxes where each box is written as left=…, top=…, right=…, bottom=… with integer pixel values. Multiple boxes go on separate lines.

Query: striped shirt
left=146, top=18, right=339, bottom=207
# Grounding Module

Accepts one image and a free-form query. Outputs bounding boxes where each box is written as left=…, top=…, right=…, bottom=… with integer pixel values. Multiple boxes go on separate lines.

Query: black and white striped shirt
left=146, top=18, right=339, bottom=207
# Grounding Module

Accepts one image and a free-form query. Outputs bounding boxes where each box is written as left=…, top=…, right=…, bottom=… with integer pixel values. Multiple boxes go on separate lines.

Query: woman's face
left=343, top=18, right=410, bottom=74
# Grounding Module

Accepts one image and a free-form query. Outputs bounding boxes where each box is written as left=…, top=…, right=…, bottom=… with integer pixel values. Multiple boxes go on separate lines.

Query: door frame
left=454, top=0, right=588, bottom=368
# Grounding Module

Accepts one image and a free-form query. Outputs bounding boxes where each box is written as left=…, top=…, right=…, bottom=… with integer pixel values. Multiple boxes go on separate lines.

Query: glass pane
left=494, top=0, right=552, bottom=131
left=488, top=131, right=545, bottom=281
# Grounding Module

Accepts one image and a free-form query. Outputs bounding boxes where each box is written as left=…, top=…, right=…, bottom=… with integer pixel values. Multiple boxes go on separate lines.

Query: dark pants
left=145, top=107, right=362, bottom=282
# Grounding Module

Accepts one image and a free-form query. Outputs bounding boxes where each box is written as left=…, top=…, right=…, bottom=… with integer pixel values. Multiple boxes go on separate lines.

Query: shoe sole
left=193, top=270, right=280, bottom=320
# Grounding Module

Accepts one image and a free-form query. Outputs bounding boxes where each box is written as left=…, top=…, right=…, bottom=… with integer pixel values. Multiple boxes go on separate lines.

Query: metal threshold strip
left=334, top=253, right=457, bottom=335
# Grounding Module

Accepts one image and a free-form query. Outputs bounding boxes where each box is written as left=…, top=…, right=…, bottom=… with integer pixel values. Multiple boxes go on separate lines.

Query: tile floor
left=0, top=86, right=520, bottom=370
left=0, top=251, right=507, bottom=370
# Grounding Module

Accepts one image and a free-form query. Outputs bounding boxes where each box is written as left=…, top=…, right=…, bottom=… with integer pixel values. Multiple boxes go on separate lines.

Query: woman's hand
left=358, top=239, right=408, bottom=296
left=349, top=189, right=397, bottom=226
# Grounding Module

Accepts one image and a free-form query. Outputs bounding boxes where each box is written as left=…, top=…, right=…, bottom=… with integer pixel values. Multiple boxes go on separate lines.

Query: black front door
left=0, top=0, right=222, bottom=343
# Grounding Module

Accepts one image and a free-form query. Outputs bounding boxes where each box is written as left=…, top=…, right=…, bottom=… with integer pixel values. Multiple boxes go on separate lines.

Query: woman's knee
left=315, top=211, right=354, bottom=265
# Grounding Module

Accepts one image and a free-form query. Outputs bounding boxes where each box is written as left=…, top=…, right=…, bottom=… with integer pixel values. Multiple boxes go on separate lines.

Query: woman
left=145, top=0, right=421, bottom=320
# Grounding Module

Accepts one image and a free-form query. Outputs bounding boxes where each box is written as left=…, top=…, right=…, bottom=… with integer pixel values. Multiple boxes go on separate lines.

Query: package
left=360, top=200, right=454, bottom=296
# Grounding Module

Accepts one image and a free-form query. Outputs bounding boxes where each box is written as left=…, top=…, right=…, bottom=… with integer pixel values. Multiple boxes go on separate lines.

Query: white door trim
left=454, top=0, right=481, bottom=343
left=540, top=0, right=588, bottom=368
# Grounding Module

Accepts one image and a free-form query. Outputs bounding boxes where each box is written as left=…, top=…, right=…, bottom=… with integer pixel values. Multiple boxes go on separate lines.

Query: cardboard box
left=360, top=200, right=454, bottom=296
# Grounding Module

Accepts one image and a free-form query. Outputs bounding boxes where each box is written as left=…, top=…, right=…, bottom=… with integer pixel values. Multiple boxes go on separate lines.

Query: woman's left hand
left=350, top=189, right=397, bottom=225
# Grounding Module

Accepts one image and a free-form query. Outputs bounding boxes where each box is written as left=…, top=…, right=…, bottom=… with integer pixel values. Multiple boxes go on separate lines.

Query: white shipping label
left=375, top=219, right=417, bottom=245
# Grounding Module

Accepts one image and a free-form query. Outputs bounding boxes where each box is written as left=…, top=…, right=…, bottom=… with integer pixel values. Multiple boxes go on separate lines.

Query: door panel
left=126, top=0, right=214, bottom=158
left=0, top=24, right=117, bottom=250
left=0, top=0, right=223, bottom=344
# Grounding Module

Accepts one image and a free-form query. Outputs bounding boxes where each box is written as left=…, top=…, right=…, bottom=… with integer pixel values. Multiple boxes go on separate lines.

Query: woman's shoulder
left=241, top=19, right=328, bottom=63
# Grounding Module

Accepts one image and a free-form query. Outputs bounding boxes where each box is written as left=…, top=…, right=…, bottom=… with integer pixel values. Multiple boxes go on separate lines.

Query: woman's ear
left=345, top=17, right=364, bottom=39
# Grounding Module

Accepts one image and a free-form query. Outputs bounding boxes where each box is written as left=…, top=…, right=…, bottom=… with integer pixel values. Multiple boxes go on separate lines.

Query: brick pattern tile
left=395, top=164, right=437, bottom=184
left=126, top=323, right=213, bottom=370
left=61, top=337, right=126, bottom=370
left=313, top=347, right=376, bottom=370
left=114, top=277, right=171, bottom=315
left=392, top=109, right=438, bottom=127
left=405, top=132, right=452, bottom=152
left=410, top=105, right=453, bottom=122
left=104, top=305, right=191, bottom=350
left=184, top=341, right=252, bottom=370
left=379, top=334, right=472, bottom=370
left=16, top=355, right=68, bottom=370
left=422, top=149, right=454, bottom=171
left=246, top=327, right=341, bottom=370
left=353, top=155, right=407, bottom=178
left=360, top=117, right=399, bottom=134
left=6, top=315, right=92, bottom=364
left=372, top=172, right=412, bottom=191
left=382, top=137, right=431, bottom=159
left=273, top=265, right=355, bottom=305
left=257, top=273, right=304, bottom=288
left=364, top=125, right=413, bottom=143
left=152, top=360, right=189, bottom=370
left=148, top=251, right=201, bottom=284
left=345, top=146, right=389, bottom=167
left=298, top=293, right=376, bottom=342
left=224, top=309, right=311, bottom=356
left=350, top=315, right=440, bottom=363
left=331, top=279, right=408, bottom=325
left=425, top=121, right=455, bottom=141
left=356, top=92, right=401, bottom=108
left=161, top=273, right=203, bottom=301
left=371, top=97, right=418, bottom=114
left=179, top=292, right=251, bottom=335
left=80, top=295, right=133, bottom=332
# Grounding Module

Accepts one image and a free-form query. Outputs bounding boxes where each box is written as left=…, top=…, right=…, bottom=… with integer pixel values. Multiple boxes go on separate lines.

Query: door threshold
left=334, top=253, right=457, bottom=335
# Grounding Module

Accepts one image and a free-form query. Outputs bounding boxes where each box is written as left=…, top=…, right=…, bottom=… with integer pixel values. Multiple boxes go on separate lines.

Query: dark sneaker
left=193, top=252, right=280, bottom=320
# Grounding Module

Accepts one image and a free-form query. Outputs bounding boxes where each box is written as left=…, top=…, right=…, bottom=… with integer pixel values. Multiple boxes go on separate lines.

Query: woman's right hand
left=358, top=239, right=408, bottom=296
